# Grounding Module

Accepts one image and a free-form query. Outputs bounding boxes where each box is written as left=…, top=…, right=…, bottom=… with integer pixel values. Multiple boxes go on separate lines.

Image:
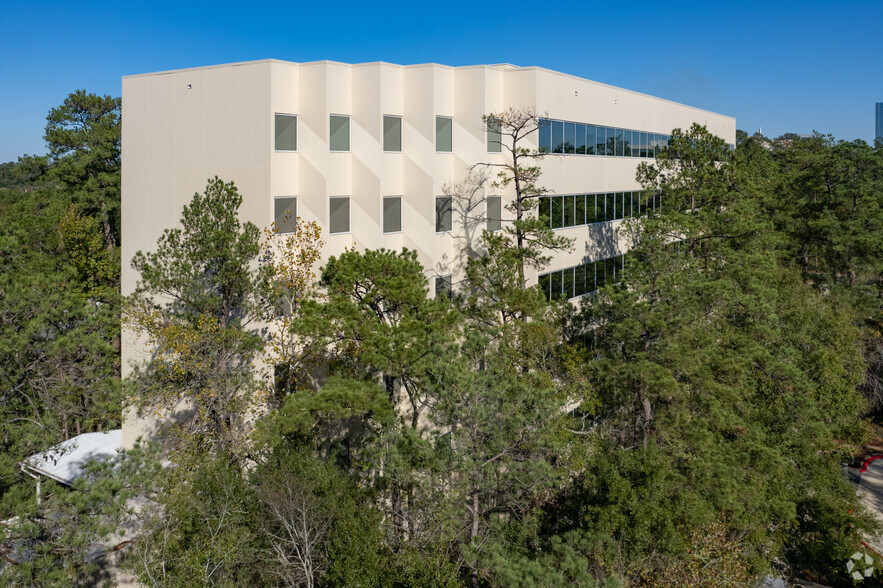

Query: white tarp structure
left=21, top=430, right=122, bottom=495
left=3, top=430, right=127, bottom=569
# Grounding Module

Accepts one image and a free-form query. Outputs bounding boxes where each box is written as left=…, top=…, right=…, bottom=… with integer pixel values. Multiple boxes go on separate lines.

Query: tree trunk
left=391, top=484, right=404, bottom=550
left=100, top=200, right=115, bottom=252
left=641, top=395, right=653, bottom=447
left=470, top=479, right=480, bottom=588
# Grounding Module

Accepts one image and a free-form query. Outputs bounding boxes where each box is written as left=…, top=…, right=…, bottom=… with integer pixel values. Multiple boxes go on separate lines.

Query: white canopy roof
left=22, top=430, right=122, bottom=486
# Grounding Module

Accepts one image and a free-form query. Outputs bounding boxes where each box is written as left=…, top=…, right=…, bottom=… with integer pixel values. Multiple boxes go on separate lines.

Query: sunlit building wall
left=121, top=59, right=735, bottom=445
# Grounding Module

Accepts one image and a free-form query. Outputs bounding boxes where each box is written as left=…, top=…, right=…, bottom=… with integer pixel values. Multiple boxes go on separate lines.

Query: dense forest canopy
left=1, top=96, right=882, bottom=586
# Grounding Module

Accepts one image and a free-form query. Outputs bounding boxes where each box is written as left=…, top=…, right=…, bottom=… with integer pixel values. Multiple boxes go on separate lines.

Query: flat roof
left=22, top=430, right=122, bottom=486
left=122, top=59, right=733, bottom=122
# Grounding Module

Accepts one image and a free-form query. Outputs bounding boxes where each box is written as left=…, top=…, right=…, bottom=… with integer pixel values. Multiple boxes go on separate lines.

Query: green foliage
left=59, top=206, right=119, bottom=300
left=126, top=454, right=262, bottom=587
left=260, top=249, right=459, bottom=563
left=44, top=90, right=121, bottom=249
left=126, top=447, right=406, bottom=588
left=255, top=243, right=573, bottom=584
left=428, top=332, right=567, bottom=583
left=288, top=247, right=459, bottom=427
left=479, top=109, right=574, bottom=283
left=130, top=176, right=266, bottom=327
left=0, top=187, right=121, bottom=507
left=555, top=124, right=876, bottom=583
left=764, top=133, right=883, bottom=412
left=0, top=155, right=50, bottom=191
left=1, top=443, right=161, bottom=586
left=256, top=448, right=390, bottom=588
left=3, top=88, right=872, bottom=585
left=126, top=177, right=270, bottom=455
left=479, top=529, right=622, bottom=588
left=464, top=231, right=549, bottom=326
left=0, top=91, right=124, bottom=585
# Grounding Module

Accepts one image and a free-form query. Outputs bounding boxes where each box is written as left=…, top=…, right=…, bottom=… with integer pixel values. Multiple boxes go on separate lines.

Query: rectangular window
left=539, top=196, right=551, bottom=227
left=564, top=122, right=575, bottom=154
left=538, top=272, right=551, bottom=301
left=435, top=196, right=452, bottom=232
left=329, top=197, right=350, bottom=234
left=275, top=364, right=293, bottom=397
left=436, top=116, right=453, bottom=152
left=587, top=194, right=597, bottom=224
left=595, top=260, right=605, bottom=288
left=615, top=129, right=624, bottom=157
left=435, top=275, right=452, bottom=299
left=383, top=196, right=402, bottom=233
left=275, top=114, right=297, bottom=151
left=624, top=130, right=632, bottom=156
left=606, top=128, right=616, bottom=156
left=606, top=193, right=616, bottom=222
left=330, top=115, right=350, bottom=151
left=552, top=120, right=564, bottom=153
left=551, top=196, right=563, bottom=229
left=617, top=192, right=625, bottom=220
left=487, top=196, right=502, bottom=232
left=640, top=132, right=648, bottom=157
left=487, top=117, right=502, bottom=153
left=575, top=124, right=587, bottom=154
left=550, top=271, right=562, bottom=299
left=575, top=195, right=586, bottom=226
left=586, top=126, right=596, bottom=155
left=274, top=197, right=297, bottom=234
left=435, top=276, right=454, bottom=300
left=596, top=126, right=607, bottom=156
left=563, top=195, right=575, bottom=227
left=383, top=116, right=402, bottom=152
left=632, top=131, right=640, bottom=157
left=574, top=264, right=585, bottom=296
left=605, top=257, right=616, bottom=284
left=538, top=119, right=551, bottom=153
left=563, top=267, right=574, bottom=299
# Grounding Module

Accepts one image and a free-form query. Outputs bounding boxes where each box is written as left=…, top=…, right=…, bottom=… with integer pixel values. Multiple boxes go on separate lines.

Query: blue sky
left=1, top=0, right=880, bottom=163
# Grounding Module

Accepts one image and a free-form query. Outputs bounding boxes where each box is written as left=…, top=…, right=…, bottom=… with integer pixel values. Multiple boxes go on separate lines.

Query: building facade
left=120, top=59, right=735, bottom=445
left=877, top=102, right=883, bottom=143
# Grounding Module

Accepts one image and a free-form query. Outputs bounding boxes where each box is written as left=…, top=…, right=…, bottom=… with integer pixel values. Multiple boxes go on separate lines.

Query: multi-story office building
left=121, top=59, right=735, bottom=445
left=876, top=102, right=883, bottom=143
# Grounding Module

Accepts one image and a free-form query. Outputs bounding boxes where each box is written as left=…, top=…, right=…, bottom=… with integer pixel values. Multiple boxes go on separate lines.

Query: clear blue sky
left=2, top=0, right=881, bottom=163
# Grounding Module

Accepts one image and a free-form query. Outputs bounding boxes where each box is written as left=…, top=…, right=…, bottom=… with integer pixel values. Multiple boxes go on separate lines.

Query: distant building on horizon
left=876, top=102, right=883, bottom=143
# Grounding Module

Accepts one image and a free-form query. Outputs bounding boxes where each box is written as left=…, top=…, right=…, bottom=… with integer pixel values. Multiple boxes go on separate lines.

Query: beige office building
left=121, top=59, right=735, bottom=445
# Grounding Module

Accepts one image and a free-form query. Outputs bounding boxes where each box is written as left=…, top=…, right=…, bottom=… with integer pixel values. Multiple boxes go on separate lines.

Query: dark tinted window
left=435, top=196, right=452, bottom=232
left=383, top=116, right=402, bottom=152
left=275, top=114, right=297, bottom=151
left=383, top=196, right=402, bottom=233
left=274, top=197, right=297, bottom=233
